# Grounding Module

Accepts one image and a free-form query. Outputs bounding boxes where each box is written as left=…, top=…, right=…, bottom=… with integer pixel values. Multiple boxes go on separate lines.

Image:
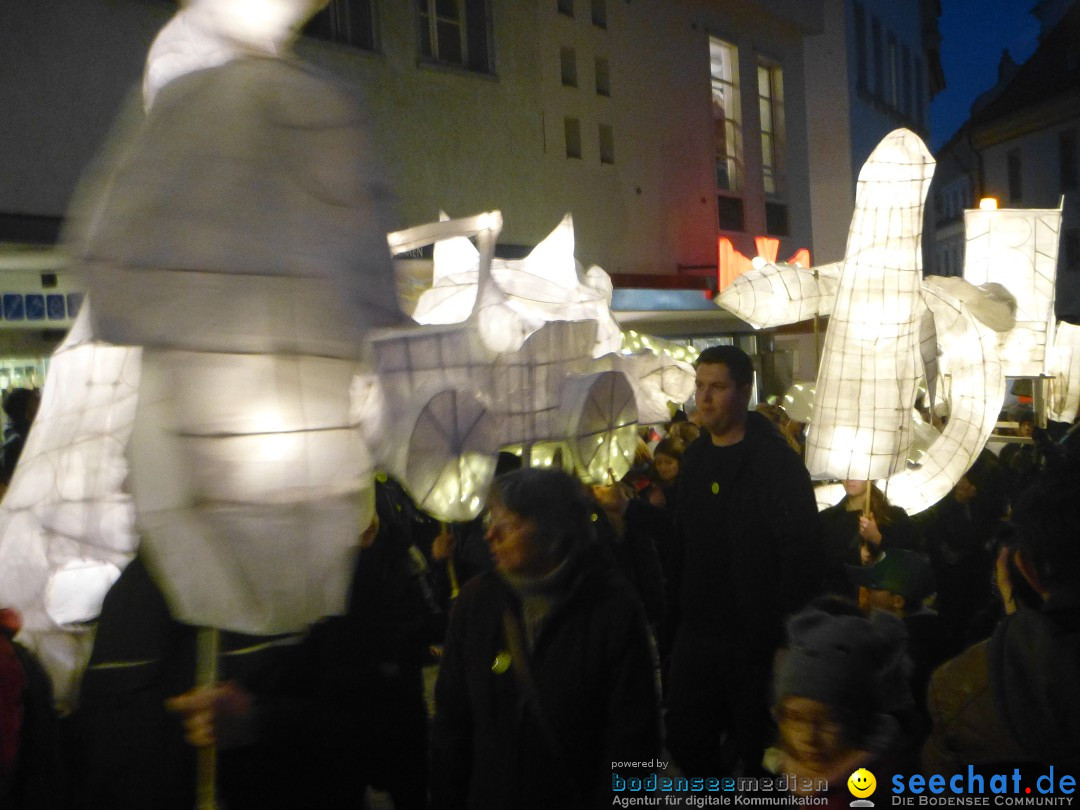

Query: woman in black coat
left=430, top=468, right=662, bottom=810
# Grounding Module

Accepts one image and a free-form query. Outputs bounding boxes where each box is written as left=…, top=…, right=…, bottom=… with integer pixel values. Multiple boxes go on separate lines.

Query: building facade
left=804, top=0, right=944, bottom=264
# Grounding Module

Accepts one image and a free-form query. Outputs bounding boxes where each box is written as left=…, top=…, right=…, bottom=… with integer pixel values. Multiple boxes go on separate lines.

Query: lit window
left=560, top=46, right=577, bottom=87
left=304, top=0, right=376, bottom=50
left=710, top=36, right=742, bottom=193
left=418, top=0, right=492, bottom=73
left=565, top=117, right=582, bottom=159
left=758, top=59, right=784, bottom=197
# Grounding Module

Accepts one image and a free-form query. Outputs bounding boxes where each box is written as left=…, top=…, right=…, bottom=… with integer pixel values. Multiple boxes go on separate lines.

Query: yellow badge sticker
left=711, top=482, right=720, bottom=495
left=491, top=651, right=511, bottom=675
left=848, top=768, right=877, bottom=799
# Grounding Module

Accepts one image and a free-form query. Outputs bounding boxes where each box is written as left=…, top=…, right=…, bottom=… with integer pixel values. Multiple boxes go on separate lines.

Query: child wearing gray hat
left=766, top=605, right=910, bottom=796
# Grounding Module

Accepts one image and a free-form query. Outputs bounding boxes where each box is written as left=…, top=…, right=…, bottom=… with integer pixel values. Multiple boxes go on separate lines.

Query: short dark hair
left=653, top=437, right=685, bottom=461
left=489, top=468, right=593, bottom=560
left=3, top=388, right=37, bottom=422
left=694, top=345, right=754, bottom=388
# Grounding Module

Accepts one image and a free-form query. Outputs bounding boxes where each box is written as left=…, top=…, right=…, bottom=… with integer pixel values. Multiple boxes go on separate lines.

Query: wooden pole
left=195, top=626, right=219, bottom=810
left=863, top=481, right=872, bottom=517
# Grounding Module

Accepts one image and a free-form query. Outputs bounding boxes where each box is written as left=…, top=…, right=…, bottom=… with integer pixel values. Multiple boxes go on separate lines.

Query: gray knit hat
left=774, top=607, right=910, bottom=718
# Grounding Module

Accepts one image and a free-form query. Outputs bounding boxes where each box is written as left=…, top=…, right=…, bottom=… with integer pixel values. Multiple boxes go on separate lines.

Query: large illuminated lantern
left=715, top=128, right=1069, bottom=514
left=805, top=130, right=934, bottom=482
left=0, top=309, right=139, bottom=705
left=0, top=1, right=695, bottom=717
left=963, top=206, right=1062, bottom=377
left=355, top=211, right=693, bottom=521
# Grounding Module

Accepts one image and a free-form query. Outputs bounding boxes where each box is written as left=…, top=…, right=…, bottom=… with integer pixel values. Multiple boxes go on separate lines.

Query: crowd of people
left=1, top=345, right=1079, bottom=808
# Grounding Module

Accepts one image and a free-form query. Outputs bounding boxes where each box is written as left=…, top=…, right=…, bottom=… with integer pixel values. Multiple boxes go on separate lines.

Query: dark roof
left=969, top=1, right=1080, bottom=129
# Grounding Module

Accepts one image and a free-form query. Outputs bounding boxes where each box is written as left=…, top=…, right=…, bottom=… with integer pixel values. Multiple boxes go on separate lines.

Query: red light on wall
left=717, top=237, right=812, bottom=292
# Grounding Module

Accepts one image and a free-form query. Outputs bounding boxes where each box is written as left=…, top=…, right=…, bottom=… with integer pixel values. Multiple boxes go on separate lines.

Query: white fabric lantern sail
left=806, top=129, right=935, bottom=482
left=885, top=281, right=1006, bottom=513
left=962, top=206, right=1062, bottom=377
left=142, top=0, right=328, bottom=109
left=411, top=214, right=623, bottom=358
left=65, top=1, right=395, bottom=635
left=1049, top=320, right=1080, bottom=423
left=716, top=260, right=840, bottom=329
left=356, top=212, right=642, bottom=521
left=128, top=351, right=372, bottom=632
left=0, top=307, right=139, bottom=708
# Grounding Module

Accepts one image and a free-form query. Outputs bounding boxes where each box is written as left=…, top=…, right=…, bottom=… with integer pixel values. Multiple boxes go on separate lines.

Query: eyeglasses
left=774, top=706, right=844, bottom=737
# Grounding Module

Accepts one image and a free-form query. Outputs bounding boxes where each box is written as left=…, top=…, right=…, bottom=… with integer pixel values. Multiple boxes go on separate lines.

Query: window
left=1008, top=148, right=1022, bottom=202
left=887, top=33, right=898, bottom=109
left=418, top=0, right=492, bottom=73
left=710, top=36, right=742, bottom=193
left=871, top=18, right=883, bottom=100
left=304, top=0, right=376, bottom=50
left=915, top=57, right=925, bottom=128
left=717, top=196, right=745, bottom=232
left=902, top=45, right=912, bottom=117
left=765, top=202, right=788, bottom=236
left=564, top=117, right=582, bottom=159
left=1061, top=129, right=1078, bottom=191
left=758, top=60, right=784, bottom=197
left=591, top=0, right=606, bottom=28
left=560, top=46, right=577, bottom=87
left=853, top=2, right=868, bottom=92
left=595, top=56, right=611, bottom=96
left=558, top=0, right=573, bottom=16
left=599, top=124, right=614, bottom=164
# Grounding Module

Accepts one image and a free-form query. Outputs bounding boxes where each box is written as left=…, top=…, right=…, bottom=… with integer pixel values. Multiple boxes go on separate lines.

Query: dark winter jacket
left=430, top=540, right=662, bottom=810
left=923, top=593, right=1080, bottom=771
left=820, top=498, right=922, bottom=595
left=670, top=411, right=823, bottom=657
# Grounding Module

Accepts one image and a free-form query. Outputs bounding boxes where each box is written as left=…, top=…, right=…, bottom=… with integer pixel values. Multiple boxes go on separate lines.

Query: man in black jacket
left=665, top=345, right=823, bottom=777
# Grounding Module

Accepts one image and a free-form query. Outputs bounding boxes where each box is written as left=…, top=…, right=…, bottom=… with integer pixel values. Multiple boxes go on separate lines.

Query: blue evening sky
left=930, top=0, right=1041, bottom=151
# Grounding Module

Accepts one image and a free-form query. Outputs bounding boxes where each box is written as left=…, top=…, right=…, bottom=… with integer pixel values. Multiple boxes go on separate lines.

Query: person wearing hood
left=430, top=467, right=662, bottom=809
left=922, top=462, right=1080, bottom=772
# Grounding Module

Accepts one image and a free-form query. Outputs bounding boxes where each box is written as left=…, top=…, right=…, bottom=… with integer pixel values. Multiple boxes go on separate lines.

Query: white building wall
left=1, top=0, right=821, bottom=280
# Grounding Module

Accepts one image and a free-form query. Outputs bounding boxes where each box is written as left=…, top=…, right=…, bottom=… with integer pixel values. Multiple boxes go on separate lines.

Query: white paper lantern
left=806, top=129, right=935, bottom=482
left=357, top=212, right=648, bottom=519
left=716, top=260, right=840, bottom=329
left=411, top=214, right=623, bottom=358
left=884, top=280, right=1005, bottom=514
left=65, top=3, right=398, bottom=635
left=962, top=206, right=1062, bottom=377
left=128, top=350, right=372, bottom=633
left=1049, top=320, right=1080, bottom=423
left=0, top=306, right=140, bottom=708
left=143, top=0, right=327, bottom=109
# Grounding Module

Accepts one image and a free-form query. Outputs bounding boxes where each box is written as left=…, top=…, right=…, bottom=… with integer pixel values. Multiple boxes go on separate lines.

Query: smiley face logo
left=848, top=768, right=877, bottom=799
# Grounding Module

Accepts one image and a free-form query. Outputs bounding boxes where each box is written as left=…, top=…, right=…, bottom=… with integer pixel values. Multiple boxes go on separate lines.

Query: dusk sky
left=930, top=0, right=1042, bottom=151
